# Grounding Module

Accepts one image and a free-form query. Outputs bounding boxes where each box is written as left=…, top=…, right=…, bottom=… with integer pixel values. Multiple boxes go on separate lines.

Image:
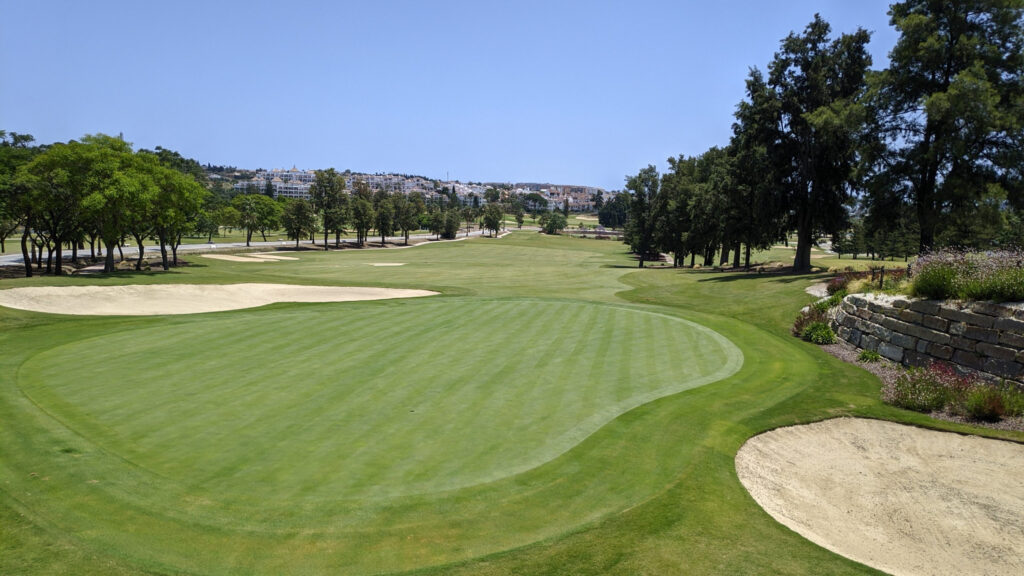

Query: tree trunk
left=132, top=233, right=146, bottom=270
left=324, top=217, right=329, bottom=251
left=103, top=239, right=117, bottom=273
left=71, top=240, right=78, bottom=263
left=53, top=240, right=63, bottom=275
left=732, top=243, right=741, bottom=268
left=20, top=226, right=32, bottom=278
left=158, top=234, right=169, bottom=271
left=793, top=217, right=813, bottom=272
left=260, top=229, right=267, bottom=242
left=117, top=241, right=124, bottom=262
left=246, top=229, right=252, bottom=247
left=720, top=243, right=729, bottom=266
left=744, top=243, right=751, bottom=269
left=703, top=245, right=715, bottom=267
left=690, top=252, right=696, bottom=267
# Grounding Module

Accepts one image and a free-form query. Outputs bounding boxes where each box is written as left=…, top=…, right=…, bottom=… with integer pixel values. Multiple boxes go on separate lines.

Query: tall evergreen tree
left=760, top=15, right=873, bottom=271
left=867, top=0, right=1024, bottom=251
left=625, top=165, right=660, bottom=268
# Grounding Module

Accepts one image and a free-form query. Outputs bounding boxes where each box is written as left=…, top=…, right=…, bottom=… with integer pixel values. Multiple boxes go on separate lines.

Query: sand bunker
left=736, top=418, right=1024, bottom=576
left=251, top=253, right=300, bottom=261
left=370, top=263, right=405, bottom=267
left=0, top=283, right=438, bottom=316
left=201, top=254, right=276, bottom=262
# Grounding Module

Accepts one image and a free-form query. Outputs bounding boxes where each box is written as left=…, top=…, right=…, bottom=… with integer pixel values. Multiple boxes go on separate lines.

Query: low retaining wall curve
left=832, top=294, right=1024, bottom=387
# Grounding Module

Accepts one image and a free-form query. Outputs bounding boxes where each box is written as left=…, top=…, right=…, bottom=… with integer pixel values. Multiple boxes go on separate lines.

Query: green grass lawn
left=1, top=232, right=1019, bottom=575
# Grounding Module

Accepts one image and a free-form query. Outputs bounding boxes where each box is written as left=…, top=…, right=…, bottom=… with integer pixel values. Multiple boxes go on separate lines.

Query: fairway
left=18, top=299, right=739, bottom=503
left=4, top=233, right=1021, bottom=576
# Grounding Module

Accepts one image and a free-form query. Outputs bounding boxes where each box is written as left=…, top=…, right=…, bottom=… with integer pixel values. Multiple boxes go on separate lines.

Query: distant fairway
left=18, top=299, right=739, bottom=506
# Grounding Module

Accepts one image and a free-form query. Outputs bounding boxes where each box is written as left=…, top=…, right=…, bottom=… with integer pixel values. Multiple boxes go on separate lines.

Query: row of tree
left=0, top=133, right=544, bottom=277
left=616, top=1, right=1024, bottom=271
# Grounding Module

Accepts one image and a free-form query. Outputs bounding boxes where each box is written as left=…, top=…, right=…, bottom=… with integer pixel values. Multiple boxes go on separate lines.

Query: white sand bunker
left=251, top=253, right=300, bottom=261
left=736, top=418, right=1024, bottom=576
left=202, top=254, right=285, bottom=262
left=370, top=263, right=405, bottom=267
left=0, top=283, right=438, bottom=316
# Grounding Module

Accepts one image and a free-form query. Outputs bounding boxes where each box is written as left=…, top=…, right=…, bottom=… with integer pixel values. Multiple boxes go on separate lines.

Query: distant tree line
left=616, top=1, right=1024, bottom=271
left=0, top=133, right=573, bottom=278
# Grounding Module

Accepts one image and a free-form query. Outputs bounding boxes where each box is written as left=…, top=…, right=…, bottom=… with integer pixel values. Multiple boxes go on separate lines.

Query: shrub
left=826, top=274, right=850, bottom=295
left=857, top=349, right=881, bottom=363
left=792, top=306, right=826, bottom=337
left=801, top=321, right=836, bottom=345
left=1000, top=385, right=1024, bottom=417
left=880, top=361, right=1020, bottom=424
left=964, top=386, right=1006, bottom=422
left=882, top=366, right=948, bottom=412
left=911, top=248, right=1024, bottom=301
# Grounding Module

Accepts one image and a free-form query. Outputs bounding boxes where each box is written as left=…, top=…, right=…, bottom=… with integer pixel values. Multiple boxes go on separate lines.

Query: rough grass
left=1, top=232, right=1020, bottom=575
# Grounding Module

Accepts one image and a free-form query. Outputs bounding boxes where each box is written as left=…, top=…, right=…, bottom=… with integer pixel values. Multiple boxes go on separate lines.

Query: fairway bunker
left=0, top=283, right=438, bottom=315
left=735, top=418, right=1024, bottom=576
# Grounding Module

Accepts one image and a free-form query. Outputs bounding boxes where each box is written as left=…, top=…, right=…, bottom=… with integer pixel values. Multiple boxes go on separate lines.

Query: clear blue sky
left=1, top=1, right=897, bottom=190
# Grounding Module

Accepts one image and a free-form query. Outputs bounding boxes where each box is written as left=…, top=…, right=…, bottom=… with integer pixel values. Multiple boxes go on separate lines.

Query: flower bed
left=912, top=248, right=1024, bottom=301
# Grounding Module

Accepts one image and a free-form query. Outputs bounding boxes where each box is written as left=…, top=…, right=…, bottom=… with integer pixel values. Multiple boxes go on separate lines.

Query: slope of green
left=1, top=232, right=1019, bottom=575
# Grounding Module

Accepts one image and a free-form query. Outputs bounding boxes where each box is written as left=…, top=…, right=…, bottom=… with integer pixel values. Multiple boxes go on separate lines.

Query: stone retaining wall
left=832, top=294, right=1024, bottom=387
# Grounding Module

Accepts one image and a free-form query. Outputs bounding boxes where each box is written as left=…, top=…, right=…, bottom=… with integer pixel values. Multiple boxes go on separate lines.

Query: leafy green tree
left=140, top=152, right=209, bottom=269
left=867, top=0, right=1024, bottom=251
left=625, top=165, right=660, bottom=268
left=514, top=206, right=525, bottom=229
left=442, top=209, right=461, bottom=239
left=231, top=193, right=280, bottom=246
left=309, top=168, right=346, bottom=250
left=483, top=203, right=504, bottom=236
left=16, top=138, right=106, bottom=274
left=350, top=198, right=374, bottom=247
left=374, top=190, right=395, bottom=245
left=598, top=191, right=629, bottom=230
left=523, top=192, right=548, bottom=212
left=393, top=191, right=424, bottom=245
left=281, top=198, right=318, bottom=247
left=562, top=198, right=569, bottom=217
left=540, top=211, right=567, bottom=235
left=0, top=132, right=40, bottom=260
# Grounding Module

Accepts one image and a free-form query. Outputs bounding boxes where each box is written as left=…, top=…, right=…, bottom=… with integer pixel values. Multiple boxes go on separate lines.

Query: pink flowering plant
left=882, top=360, right=1024, bottom=422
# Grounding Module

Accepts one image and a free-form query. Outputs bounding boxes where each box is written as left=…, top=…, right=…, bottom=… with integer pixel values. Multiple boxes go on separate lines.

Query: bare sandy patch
left=736, top=418, right=1024, bottom=576
left=251, top=253, right=301, bottom=261
left=370, top=263, right=405, bottom=267
left=0, top=283, right=438, bottom=316
left=201, top=254, right=274, bottom=263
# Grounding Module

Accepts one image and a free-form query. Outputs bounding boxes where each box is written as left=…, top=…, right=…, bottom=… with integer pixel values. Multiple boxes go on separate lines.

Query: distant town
left=213, top=166, right=607, bottom=212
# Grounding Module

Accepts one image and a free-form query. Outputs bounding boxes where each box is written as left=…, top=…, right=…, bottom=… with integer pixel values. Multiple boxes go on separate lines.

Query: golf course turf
left=2, top=232, right=1021, bottom=575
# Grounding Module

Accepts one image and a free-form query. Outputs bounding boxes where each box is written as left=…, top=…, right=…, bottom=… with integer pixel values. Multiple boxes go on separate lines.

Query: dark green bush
left=999, top=385, right=1024, bottom=417
left=801, top=321, right=836, bottom=345
left=857, top=349, right=881, bottom=363
left=792, top=307, right=826, bottom=337
left=964, top=386, right=1005, bottom=422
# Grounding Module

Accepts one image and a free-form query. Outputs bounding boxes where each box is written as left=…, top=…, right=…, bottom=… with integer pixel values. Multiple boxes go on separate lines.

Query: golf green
left=19, top=298, right=740, bottom=507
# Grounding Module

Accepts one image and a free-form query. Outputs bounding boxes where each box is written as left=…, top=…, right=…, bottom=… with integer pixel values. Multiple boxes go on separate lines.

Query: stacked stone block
left=833, top=294, right=1024, bottom=387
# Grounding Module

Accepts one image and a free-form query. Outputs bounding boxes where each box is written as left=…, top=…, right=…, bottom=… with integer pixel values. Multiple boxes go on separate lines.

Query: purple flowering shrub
left=912, top=248, right=1024, bottom=301
left=882, top=363, right=954, bottom=412
left=882, top=360, right=1024, bottom=422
